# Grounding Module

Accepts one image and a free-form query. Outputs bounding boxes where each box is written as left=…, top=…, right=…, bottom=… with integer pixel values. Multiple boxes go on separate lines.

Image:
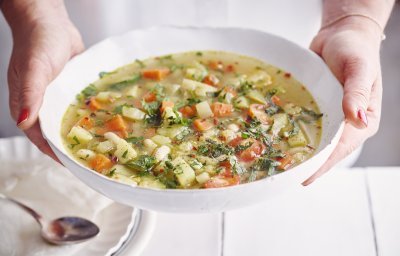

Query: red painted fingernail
left=17, top=108, right=29, bottom=126
left=357, top=108, right=368, bottom=127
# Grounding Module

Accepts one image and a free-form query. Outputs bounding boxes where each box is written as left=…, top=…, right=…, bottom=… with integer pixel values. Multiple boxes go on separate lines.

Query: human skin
left=0, top=0, right=395, bottom=183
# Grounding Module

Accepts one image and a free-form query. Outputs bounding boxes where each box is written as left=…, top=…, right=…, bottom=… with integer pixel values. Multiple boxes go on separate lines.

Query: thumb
left=341, top=56, right=377, bottom=128
left=8, top=54, right=55, bottom=130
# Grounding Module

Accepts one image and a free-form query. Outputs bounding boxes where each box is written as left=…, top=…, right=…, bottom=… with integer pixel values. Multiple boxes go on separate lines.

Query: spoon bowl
left=0, top=194, right=100, bottom=245
left=42, top=217, right=100, bottom=245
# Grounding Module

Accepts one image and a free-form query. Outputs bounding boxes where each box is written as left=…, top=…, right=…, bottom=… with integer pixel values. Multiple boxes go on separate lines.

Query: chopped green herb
left=125, top=155, right=157, bottom=172
left=70, top=136, right=81, bottom=149
left=196, top=52, right=203, bottom=56
left=135, top=59, right=145, bottom=68
left=125, top=136, right=145, bottom=146
left=122, top=150, right=128, bottom=158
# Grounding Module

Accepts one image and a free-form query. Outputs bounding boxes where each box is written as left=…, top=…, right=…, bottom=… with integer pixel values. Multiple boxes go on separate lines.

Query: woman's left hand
left=303, top=17, right=383, bottom=185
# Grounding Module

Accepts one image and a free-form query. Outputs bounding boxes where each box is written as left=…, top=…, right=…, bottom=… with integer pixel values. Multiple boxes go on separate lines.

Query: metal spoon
left=0, top=193, right=100, bottom=245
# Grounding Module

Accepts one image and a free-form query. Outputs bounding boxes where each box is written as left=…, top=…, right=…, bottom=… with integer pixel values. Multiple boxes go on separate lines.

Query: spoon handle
left=0, top=193, right=43, bottom=226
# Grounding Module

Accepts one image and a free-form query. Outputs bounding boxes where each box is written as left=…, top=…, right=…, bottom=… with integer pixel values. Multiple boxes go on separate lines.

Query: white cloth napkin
left=0, top=139, right=112, bottom=256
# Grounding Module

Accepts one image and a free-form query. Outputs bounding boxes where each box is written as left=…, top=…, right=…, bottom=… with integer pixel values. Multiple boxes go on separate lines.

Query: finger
left=303, top=73, right=382, bottom=186
left=302, top=123, right=360, bottom=186
left=24, top=121, right=61, bottom=163
left=9, top=54, right=55, bottom=130
left=342, top=56, right=377, bottom=128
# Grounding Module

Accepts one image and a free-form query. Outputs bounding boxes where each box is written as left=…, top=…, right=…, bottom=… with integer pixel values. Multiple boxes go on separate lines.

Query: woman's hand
left=3, top=0, right=84, bottom=160
left=304, top=17, right=383, bottom=185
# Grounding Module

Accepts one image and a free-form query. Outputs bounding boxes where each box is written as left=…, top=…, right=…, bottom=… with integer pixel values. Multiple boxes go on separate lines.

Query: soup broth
left=61, top=51, right=322, bottom=189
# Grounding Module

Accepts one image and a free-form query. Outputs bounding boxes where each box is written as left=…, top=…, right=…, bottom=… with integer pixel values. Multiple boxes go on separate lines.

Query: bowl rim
left=39, top=25, right=345, bottom=194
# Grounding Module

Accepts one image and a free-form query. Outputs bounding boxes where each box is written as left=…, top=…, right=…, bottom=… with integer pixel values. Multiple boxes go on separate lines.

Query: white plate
left=0, top=137, right=155, bottom=256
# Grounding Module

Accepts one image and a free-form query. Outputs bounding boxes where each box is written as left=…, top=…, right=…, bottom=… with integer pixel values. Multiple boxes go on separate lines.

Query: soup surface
left=62, top=51, right=322, bottom=189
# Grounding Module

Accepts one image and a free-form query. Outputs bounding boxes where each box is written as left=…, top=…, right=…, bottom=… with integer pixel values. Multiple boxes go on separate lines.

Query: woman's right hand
left=2, top=0, right=84, bottom=160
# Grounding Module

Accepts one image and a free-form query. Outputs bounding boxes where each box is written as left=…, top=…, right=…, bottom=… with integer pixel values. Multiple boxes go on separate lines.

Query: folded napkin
left=0, top=138, right=113, bottom=256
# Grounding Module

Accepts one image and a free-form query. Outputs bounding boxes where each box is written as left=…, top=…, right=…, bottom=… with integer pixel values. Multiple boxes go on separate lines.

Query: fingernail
left=357, top=108, right=368, bottom=127
left=17, top=108, right=29, bottom=127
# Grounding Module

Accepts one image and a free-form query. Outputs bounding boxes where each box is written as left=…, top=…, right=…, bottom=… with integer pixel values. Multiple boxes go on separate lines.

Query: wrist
left=2, top=0, right=68, bottom=30
left=320, top=15, right=384, bottom=44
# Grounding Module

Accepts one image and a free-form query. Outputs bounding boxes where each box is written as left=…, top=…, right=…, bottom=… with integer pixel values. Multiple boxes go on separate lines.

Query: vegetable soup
left=61, top=51, right=322, bottom=189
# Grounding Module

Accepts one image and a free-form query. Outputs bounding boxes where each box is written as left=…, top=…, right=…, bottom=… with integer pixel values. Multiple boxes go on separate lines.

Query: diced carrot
left=204, top=175, right=240, bottom=189
left=105, top=114, right=127, bottom=133
left=179, top=106, right=196, bottom=118
left=228, top=137, right=243, bottom=147
left=141, top=68, right=170, bottom=81
left=88, top=97, right=102, bottom=111
left=237, top=140, right=265, bottom=162
left=89, top=154, right=113, bottom=173
left=77, top=116, right=94, bottom=130
left=193, top=119, right=214, bottom=132
left=211, top=102, right=233, bottom=117
left=225, top=64, right=235, bottom=72
left=219, top=161, right=233, bottom=178
left=271, top=95, right=282, bottom=106
left=208, top=60, right=223, bottom=70
left=143, top=128, right=156, bottom=138
left=202, top=74, right=220, bottom=86
left=160, top=101, right=174, bottom=113
left=277, top=154, right=294, bottom=170
left=143, top=92, right=157, bottom=102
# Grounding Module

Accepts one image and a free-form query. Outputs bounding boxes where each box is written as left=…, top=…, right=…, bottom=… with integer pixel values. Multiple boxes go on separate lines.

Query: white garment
left=0, top=0, right=321, bottom=137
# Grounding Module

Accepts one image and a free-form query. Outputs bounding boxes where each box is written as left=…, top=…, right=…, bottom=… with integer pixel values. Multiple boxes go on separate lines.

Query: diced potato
left=196, top=172, right=211, bottom=184
left=96, top=140, right=115, bottom=153
left=246, top=90, right=267, bottom=104
left=122, top=106, right=146, bottom=120
left=113, top=174, right=137, bottom=186
left=172, top=157, right=196, bottom=187
left=104, top=132, right=122, bottom=145
left=178, top=142, right=193, bottom=151
left=126, top=86, right=142, bottom=98
left=227, top=124, right=240, bottom=132
left=283, top=103, right=302, bottom=115
left=195, top=101, right=214, bottom=119
left=248, top=70, right=272, bottom=86
left=113, top=164, right=136, bottom=177
left=67, top=126, right=93, bottom=144
left=153, top=145, right=171, bottom=161
left=151, top=135, right=171, bottom=145
left=220, top=129, right=236, bottom=142
left=143, top=139, right=158, bottom=154
left=226, top=75, right=247, bottom=88
left=139, top=176, right=166, bottom=189
left=76, top=109, right=90, bottom=117
left=271, top=113, right=288, bottom=136
left=114, top=139, right=137, bottom=163
left=96, top=91, right=122, bottom=102
left=288, top=129, right=308, bottom=147
left=185, top=68, right=207, bottom=81
left=188, top=158, right=203, bottom=170
left=163, top=107, right=181, bottom=121
left=182, top=79, right=217, bottom=97
left=76, top=149, right=96, bottom=160
left=233, top=96, right=250, bottom=109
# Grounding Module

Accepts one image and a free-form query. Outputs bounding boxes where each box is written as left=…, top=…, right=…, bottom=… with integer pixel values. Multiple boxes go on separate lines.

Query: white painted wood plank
left=366, top=167, right=400, bottom=256
left=224, top=168, right=375, bottom=256
left=141, top=212, right=221, bottom=256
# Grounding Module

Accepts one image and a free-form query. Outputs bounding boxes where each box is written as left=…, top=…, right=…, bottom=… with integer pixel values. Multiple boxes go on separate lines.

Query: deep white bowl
left=39, top=26, right=344, bottom=213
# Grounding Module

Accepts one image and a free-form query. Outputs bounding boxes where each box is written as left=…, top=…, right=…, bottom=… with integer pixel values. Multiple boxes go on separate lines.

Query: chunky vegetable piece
left=62, top=51, right=322, bottom=189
